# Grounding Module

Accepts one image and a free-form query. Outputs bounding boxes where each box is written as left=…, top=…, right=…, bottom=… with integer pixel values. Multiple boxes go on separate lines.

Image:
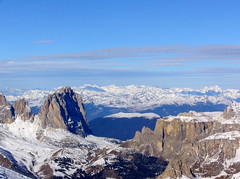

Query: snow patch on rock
left=203, top=131, right=240, bottom=141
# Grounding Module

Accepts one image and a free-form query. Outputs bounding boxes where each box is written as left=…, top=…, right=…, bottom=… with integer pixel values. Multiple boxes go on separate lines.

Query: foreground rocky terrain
left=1, top=86, right=240, bottom=178
left=123, top=103, right=240, bottom=178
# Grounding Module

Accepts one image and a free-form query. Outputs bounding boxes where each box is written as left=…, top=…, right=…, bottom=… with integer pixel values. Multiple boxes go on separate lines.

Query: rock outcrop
left=0, top=94, right=8, bottom=106
left=0, top=94, right=14, bottom=124
left=123, top=108, right=240, bottom=178
left=12, top=98, right=34, bottom=121
left=222, top=102, right=240, bottom=120
left=38, top=87, right=92, bottom=136
left=0, top=94, right=34, bottom=123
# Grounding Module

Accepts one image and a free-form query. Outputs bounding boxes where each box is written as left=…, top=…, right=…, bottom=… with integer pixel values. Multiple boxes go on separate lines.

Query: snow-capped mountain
left=2, top=84, right=240, bottom=120
left=2, top=86, right=240, bottom=178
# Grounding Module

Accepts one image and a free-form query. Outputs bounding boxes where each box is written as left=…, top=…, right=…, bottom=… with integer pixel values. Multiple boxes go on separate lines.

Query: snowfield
left=104, top=112, right=160, bottom=119
left=0, top=115, right=121, bottom=178
left=0, top=165, right=31, bottom=179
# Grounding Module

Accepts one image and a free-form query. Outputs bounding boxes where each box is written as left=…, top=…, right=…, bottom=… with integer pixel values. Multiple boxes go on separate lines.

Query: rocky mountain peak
left=59, top=86, right=73, bottom=94
left=0, top=94, right=14, bottom=124
left=38, top=87, right=92, bottom=136
left=12, top=98, right=34, bottom=121
left=0, top=94, right=8, bottom=106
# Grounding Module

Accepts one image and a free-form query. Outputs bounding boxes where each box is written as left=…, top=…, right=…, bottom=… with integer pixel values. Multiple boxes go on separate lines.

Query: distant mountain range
left=1, top=85, right=239, bottom=120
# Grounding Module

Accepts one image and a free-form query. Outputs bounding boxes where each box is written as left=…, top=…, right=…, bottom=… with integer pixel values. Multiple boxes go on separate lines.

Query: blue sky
left=1, top=0, right=240, bottom=89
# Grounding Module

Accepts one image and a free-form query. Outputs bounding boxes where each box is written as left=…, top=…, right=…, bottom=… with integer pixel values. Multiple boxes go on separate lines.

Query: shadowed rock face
left=38, top=87, right=92, bottom=136
left=0, top=94, right=14, bottom=124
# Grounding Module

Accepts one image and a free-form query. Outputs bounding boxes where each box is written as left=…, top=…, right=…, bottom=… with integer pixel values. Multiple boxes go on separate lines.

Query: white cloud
left=33, top=40, right=54, bottom=44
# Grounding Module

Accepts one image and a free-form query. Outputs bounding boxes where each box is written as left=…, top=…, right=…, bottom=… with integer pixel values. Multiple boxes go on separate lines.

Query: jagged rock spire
left=0, top=94, right=14, bottom=123
left=38, top=87, right=92, bottom=136
left=0, top=94, right=8, bottom=106
left=12, top=98, right=34, bottom=121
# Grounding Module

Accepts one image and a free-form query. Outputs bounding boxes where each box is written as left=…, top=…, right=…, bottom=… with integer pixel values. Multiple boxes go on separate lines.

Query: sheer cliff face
left=38, top=87, right=92, bottom=136
left=123, top=107, right=240, bottom=178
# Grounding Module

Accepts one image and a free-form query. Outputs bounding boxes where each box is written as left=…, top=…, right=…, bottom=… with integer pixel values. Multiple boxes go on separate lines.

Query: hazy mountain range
left=1, top=85, right=239, bottom=121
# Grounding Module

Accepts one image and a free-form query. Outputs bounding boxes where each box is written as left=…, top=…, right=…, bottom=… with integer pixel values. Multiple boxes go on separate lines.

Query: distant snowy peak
left=202, top=85, right=223, bottom=92
left=2, top=84, right=240, bottom=112
left=162, top=102, right=240, bottom=123
left=164, top=111, right=222, bottom=123
left=104, top=112, right=160, bottom=120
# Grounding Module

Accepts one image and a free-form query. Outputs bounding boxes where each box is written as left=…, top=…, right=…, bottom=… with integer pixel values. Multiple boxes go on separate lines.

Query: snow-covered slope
left=0, top=113, right=169, bottom=178
left=0, top=165, right=31, bottom=179
left=0, top=115, right=121, bottom=178
left=2, top=86, right=240, bottom=178
left=104, top=112, right=160, bottom=120
left=0, top=87, right=170, bottom=178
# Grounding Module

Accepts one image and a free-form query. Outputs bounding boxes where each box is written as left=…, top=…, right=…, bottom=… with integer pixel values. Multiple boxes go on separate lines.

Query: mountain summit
left=0, top=94, right=14, bottom=123
left=38, top=87, right=92, bottom=136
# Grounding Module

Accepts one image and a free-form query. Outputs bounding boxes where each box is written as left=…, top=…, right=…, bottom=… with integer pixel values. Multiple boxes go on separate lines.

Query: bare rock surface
left=12, top=98, right=34, bottom=121
left=0, top=94, right=14, bottom=124
left=38, top=87, right=92, bottom=136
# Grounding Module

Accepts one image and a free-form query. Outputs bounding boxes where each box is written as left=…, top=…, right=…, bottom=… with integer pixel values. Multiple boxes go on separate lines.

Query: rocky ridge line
left=122, top=103, right=240, bottom=178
